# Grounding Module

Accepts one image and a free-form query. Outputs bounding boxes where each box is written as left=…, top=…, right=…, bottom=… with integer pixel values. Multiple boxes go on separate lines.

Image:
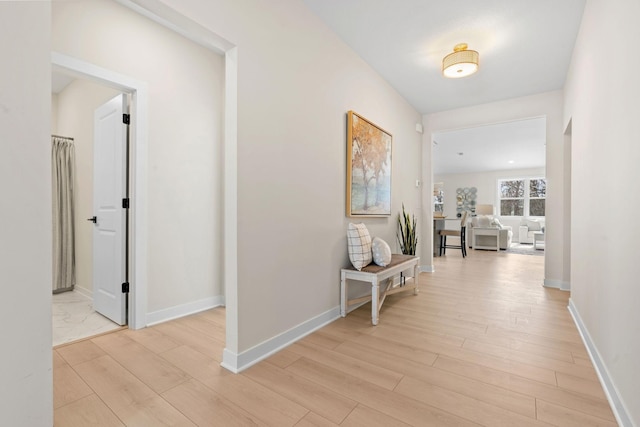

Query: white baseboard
left=146, top=295, right=225, bottom=326
left=221, top=306, right=340, bottom=373
left=543, top=279, right=570, bottom=291
left=568, top=299, right=633, bottom=427
left=421, top=264, right=434, bottom=273
left=73, top=286, right=92, bottom=299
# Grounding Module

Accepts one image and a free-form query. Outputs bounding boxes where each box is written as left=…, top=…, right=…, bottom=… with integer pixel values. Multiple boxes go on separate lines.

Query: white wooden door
left=92, top=94, right=128, bottom=325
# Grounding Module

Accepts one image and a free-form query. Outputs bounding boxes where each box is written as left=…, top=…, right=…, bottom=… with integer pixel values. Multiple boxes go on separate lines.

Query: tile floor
left=52, top=290, right=122, bottom=347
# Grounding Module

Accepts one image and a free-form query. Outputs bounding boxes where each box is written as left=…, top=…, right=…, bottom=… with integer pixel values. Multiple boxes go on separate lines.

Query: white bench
left=340, top=254, right=420, bottom=325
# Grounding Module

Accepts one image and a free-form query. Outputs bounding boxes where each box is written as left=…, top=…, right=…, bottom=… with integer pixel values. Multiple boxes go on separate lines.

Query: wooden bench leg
left=371, top=277, right=379, bottom=325
left=340, top=271, right=347, bottom=317
left=413, top=264, right=420, bottom=295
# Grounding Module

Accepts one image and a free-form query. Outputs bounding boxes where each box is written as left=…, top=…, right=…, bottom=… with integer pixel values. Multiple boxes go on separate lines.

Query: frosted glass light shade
left=443, top=43, right=479, bottom=78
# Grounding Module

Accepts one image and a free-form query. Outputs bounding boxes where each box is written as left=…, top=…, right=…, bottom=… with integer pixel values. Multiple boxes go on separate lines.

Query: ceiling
left=303, top=0, right=586, bottom=115
left=303, top=0, right=585, bottom=174
left=432, top=117, right=546, bottom=175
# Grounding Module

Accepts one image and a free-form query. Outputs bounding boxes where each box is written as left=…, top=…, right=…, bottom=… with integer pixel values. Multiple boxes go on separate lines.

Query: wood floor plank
left=72, top=355, right=194, bottom=426
left=123, top=326, right=182, bottom=354
left=53, top=363, right=94, bottom=409
left=265, top=348, right=302, bottom=368
left=161, top=345, right=308, bottom=426
left=175, top=314, right=225, bottom=343
left=54, top=394, right=125, bottom=427
left=53, top=350, right=68, bottom=369
left=91, top=333, right=191, bottom=394
left=294, top=412, right=339, bottom=427
left=346, top=331, right=439, bottom=366
left=288, top=340, right=404, bottom=390
left=556, top=372, right=610, bottom=400
left=161, top=378, right=261, bottom=426
left=195, top=306, right=226, bottom=326
left=245, top=361, right=357, bottom=424
left=536, top=399, right=618, bottom=427
left=340, top=404, right=413, bottom=427
left=286, top=357, right=479, bottom=427
left=462, top=338, right=599, bottom=381
left=56, top=340, right=106, bottom=366
left=394, top=376, right=547, bottom=426
left=433, top=356, right=616, bottom=422
left=152, top=321, right=224, bottom=362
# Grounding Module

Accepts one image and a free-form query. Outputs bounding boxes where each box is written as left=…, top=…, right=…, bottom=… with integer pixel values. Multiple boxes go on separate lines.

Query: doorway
left=52, top=75, right=132, bottom=345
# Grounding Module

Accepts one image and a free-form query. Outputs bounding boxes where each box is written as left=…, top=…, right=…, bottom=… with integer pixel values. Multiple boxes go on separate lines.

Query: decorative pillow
left=347, top=223, right=373, bottom=270
left=477, top=215, right=491, bottom=227
left=526, top=219, right=542, bottom=231
left=471, top=217, right=479, bottom=227
left=491, top=217, right=503, bottom=229
left=372, top=237, right=392, bottom=267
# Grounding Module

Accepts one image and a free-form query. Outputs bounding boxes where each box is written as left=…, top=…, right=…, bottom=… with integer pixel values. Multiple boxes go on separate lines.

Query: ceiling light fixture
left=442, top=43, right=479, bottom=78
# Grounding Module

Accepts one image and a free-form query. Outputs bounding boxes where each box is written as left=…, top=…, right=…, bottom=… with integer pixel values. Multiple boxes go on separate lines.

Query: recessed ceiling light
left=457, top=152, right=464, bottom=156
left=508, top=160, right=515, bottom=164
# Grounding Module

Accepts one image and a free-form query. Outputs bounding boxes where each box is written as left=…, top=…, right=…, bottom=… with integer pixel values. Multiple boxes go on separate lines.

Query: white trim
left=117, top=0, right=239, bottom=372
left=221, top=307, right=341, bottom=373
left=146, top=296, right=225, bottom=326
left=52, top=52, right=149, bottom=330
left=543, top=278, right=570, bottom=291
left=422, top=264, right=435, bottom=273
left=73, top=286, right=92, bottom=300
left=223, top=46, right=239, bottom=361
left=568, top=299, right=633, bottom=427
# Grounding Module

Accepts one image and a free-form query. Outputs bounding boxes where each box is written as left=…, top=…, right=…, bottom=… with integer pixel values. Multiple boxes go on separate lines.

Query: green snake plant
left=397, top=204, right=417, bottom=255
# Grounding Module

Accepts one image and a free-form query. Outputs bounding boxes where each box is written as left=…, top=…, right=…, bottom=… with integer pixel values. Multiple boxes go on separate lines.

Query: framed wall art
left=346, top=111, right=392, bottom=217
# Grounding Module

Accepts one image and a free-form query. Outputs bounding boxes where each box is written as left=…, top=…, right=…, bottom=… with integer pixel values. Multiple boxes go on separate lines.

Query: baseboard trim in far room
left=146, top=295, right=225, bottom=326
left=73, top=286, right=92, bottom=299
left=221, top=306, right=340, bottom=373
left=568, top=299, right=633, bottom=427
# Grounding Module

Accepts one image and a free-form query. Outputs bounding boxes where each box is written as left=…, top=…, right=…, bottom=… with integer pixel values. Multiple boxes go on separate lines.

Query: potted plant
left=397, top=204, right=417, bottom=255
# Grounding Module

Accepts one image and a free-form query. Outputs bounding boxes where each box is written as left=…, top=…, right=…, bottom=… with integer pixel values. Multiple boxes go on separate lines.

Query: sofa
left=519, top=218, right=545, bottom=244
left=468, top=215, right=513, bottom=250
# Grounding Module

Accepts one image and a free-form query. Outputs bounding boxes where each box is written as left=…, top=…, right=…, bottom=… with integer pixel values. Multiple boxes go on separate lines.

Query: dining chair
left=439, top=210, right=469, bottom=257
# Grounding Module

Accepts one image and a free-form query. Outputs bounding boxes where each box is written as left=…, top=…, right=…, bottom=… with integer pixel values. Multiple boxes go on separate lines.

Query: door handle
left=87, top=216, right=97, bottom=223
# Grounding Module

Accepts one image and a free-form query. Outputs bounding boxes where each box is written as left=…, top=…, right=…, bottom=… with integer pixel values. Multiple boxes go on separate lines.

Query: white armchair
left=519, top=219, right=545, bottom=244
left=468, top=215, right=513, bottom=250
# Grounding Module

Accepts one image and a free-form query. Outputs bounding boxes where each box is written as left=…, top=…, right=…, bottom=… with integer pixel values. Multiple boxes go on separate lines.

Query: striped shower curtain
left=52, top=135, right=76, bottom=293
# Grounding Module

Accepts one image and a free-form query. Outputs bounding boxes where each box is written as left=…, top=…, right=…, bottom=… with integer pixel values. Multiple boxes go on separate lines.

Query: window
left=499, top=177, right=546, bottom=217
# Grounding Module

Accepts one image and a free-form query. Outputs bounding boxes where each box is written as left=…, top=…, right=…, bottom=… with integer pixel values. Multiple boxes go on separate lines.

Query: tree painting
left=347, top=111, right=392, bottom=216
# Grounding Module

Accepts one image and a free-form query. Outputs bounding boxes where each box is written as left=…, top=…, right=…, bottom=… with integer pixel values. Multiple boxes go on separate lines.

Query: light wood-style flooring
left=53, top=250, right=617, bottom=426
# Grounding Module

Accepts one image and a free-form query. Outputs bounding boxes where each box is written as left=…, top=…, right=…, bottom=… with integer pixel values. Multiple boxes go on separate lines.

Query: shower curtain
left=52, top=135, right=76, bottom=293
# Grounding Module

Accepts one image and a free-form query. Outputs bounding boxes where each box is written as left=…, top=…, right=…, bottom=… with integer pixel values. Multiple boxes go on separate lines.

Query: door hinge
left=122, top=282, right=130, bottom=293
left=122, top=198, right=130, bottom=209
left=123, top=113, right=130, bottom=125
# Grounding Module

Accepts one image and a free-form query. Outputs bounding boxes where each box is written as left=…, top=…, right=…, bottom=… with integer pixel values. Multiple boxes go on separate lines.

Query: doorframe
left=52, top=1, right=241, bottom=370
left=52, top=51, right=149, bottom=329
left=114, top=0, right=241, bottom=371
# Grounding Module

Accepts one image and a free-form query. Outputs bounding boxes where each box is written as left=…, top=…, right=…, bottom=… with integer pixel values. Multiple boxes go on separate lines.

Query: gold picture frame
left=346, top=111, right=392, bottom=217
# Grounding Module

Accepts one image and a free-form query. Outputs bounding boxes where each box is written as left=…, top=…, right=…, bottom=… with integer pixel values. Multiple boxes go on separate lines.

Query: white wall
left=53, top=80, right=121, bottom=294
left=435, top=167, right=546, bottom=238
left=52, top=0, right=225, bottom=316
left=157, top=0, right=423, bottom=354
left=423, top=91, right=566, bottom=287
left=564, top=0, right=640, bottom=424
left=0, top=3, right=53, bottom=426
